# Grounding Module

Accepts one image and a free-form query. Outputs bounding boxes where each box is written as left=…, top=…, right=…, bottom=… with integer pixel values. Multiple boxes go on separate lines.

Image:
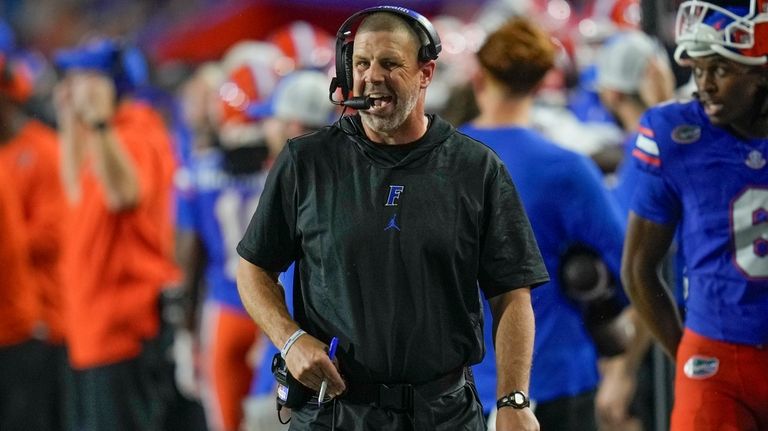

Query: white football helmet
left=674, top=0, right=768, bottom=65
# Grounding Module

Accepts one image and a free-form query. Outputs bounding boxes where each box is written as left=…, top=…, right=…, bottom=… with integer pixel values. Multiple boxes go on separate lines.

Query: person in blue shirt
left=621, top=1, right=768, bottom=429
left=177, top=56, right=278, bottom=431
left=459, top=17, right=628, bottom=431
left=593, top=30, right=678, bottom=431
left=595, top=30, right=676, bottom=216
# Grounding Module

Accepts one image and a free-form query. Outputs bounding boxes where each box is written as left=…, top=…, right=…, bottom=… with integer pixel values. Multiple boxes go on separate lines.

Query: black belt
left=339, top=368, right=467, bottom=412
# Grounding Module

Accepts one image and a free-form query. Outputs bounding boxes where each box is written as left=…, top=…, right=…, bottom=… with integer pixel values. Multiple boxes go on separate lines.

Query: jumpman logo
left=384, top=213, right=400, bottom=231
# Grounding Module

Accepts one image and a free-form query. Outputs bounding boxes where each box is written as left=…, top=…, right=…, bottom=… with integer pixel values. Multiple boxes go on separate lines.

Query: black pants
left=289, top=382, right=485, bottom=431
left=42, top=343, right=69, bottom=431
left=66, top=337, right=175, bottom=431
left=535, top=389, right=597, bottom=431
left=0, top=339, right=55, bottom=431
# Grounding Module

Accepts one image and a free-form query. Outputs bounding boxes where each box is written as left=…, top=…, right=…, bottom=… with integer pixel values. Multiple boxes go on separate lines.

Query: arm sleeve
left=629, top=113, right=682, bottom=225
left=237, top=145, right=299, bottom=272
left=478, top=165, right=550, bottom=298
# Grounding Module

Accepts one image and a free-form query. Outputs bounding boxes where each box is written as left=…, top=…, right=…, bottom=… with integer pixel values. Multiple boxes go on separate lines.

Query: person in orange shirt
left=0, top=21, right=68, bottom=430
left=53, top=38, right=179, bottom=431
left=0, top=168, right=51, bottom=431
left=0, top=110, right=65, bottom=342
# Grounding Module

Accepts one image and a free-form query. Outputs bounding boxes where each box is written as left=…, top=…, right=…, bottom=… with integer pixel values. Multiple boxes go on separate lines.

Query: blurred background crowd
left=0, top=0, right=700, bottom=430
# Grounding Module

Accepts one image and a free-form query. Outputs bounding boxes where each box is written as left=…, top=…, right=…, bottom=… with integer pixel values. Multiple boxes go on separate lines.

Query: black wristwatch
left=91, top=120, right=111, bottom=133
left=497, top=390, right=530, bottom=409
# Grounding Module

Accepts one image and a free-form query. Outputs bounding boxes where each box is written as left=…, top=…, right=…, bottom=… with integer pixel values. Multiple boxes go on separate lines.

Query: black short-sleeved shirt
left=237, top=114, right=548, bottom=385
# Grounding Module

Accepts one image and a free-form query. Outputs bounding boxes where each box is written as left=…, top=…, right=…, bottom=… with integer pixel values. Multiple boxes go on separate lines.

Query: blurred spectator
left=0, top=19, right=68, bottom=430
left=0, top=167, right=50, bottom=431
left=216, top=40, right=281, bottom=166
left=53, top=37, right=179, bottom=431
left=593, top=30, right=676, bottom=431
left=176, top=62, right=225, bottom=163
left=169, top=62, right=226, bottom=408
left=460, top=17, right=629, bottom=431
left=175, top=51, right=280, bottom=431
left=527, top=35, right=625, bottom=169
left=159, top=61, right=222, bottom=431
left=596, top=30, right=675, bottom=215
left=254, top=68, right=339, bottom=161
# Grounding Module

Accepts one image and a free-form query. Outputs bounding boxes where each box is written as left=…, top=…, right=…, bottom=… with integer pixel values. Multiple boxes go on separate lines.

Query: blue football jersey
left=185, top=149, right=268, bottom=310
left=460, top=125, right=626, bottom=406
left=171, top=114, right=196, bottom=232
left=631, top=100, right=768, bottom=345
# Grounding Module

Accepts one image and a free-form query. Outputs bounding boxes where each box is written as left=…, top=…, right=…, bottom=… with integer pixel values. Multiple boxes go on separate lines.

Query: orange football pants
left=201, top=303, right=260, bottom=431
left=672, top=328, right=768, bottom=431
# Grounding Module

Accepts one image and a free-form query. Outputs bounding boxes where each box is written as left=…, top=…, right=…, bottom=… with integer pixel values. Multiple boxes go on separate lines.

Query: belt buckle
left=378, top=384, right=413, bottom=411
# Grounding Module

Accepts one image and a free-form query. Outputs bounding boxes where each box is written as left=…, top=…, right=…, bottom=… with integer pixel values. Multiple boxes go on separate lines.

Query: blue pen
left=318, top=337, right=339, bottom=404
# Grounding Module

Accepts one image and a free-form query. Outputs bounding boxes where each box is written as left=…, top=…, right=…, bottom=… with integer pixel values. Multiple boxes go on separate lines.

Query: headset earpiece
left=342, top=41, right=354, bottom=97
left=331, top=29, right=352, bottom=99
left=419, top=46, right=429, bottom=63
left=417, top=39, right=440, bottom=63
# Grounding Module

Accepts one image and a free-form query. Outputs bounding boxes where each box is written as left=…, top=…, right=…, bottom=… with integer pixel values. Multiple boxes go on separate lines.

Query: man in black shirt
left=236, top=6, right=549, bottom=430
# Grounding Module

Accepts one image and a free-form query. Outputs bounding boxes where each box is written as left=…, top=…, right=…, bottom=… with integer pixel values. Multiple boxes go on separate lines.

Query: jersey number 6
left=731, top=187, right=768, bottom=279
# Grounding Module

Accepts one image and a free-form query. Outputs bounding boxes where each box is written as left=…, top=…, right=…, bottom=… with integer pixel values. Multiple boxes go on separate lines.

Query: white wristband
left=280, top=329, right=306, bottom=359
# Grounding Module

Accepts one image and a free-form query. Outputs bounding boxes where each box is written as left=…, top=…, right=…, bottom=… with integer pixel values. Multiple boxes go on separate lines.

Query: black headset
left=328, top=5, right=442, bottom=110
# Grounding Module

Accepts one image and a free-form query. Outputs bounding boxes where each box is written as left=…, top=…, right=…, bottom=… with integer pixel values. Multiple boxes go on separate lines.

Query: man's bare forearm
left=489, top=287, right=535, bottom=396
left=236, top=257, right=300, bottom=348
left=623, top=267, right=682, bottom=358
left=621, top=213, right=683, bottom=359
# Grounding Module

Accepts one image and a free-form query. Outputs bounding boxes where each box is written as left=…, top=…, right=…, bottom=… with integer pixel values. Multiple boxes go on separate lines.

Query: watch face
left=498, top=390, right=529, bottom=410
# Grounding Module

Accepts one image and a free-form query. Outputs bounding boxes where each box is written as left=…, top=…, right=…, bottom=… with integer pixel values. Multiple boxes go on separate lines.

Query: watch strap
left=496, top=390, right=530, bottom=410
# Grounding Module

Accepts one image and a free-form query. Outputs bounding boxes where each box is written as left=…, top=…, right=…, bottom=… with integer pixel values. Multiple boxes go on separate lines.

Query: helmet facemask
left=674, top=0, right=768, bottom=66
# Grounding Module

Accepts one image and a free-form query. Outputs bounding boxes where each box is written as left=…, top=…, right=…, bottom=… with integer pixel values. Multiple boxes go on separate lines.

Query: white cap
left=249, top=69, right=335, bottom=128
left=595, top=31, right=664, bottom=94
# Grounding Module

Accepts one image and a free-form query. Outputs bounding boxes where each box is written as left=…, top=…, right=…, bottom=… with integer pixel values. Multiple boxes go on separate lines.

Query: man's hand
left=596, top=356, right=637, bottom=429
left=496, top=406, right=539, bottom=431
left=69, top=72, right=116, bottom=127
left=284, top=335, right=346, bottom=399
left=53, top=79, right=75, bottom=127
left=54, top=77, right=90, bottom=203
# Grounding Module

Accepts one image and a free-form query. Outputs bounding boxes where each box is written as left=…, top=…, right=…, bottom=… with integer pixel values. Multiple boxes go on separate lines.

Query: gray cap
left=595, top=31, right=664, bottom=94
left=249, top=69, right=335, bottom=127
